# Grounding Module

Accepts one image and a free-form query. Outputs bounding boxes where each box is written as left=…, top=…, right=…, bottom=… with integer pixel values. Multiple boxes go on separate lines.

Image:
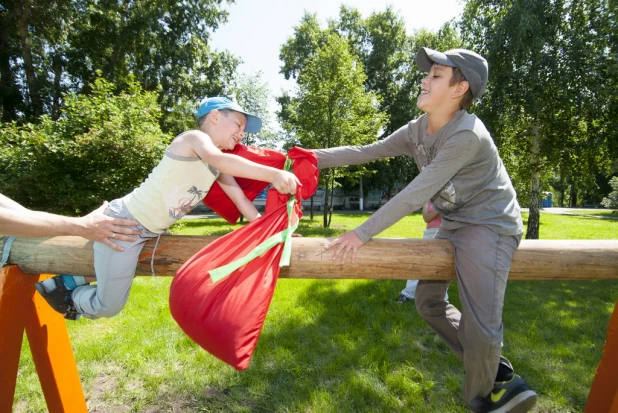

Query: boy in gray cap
left=314, top=48, right=537, bottom=412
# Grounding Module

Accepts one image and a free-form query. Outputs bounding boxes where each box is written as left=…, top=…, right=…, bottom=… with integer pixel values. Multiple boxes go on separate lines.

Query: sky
left=209, top=0, right=464, bottom=118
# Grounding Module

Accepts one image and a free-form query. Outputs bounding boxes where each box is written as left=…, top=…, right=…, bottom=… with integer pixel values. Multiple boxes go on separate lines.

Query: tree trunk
left=3, top=236, right=618, bottom=281
left=323, top=177, right=330, bottom=228
left=51, top=52, right=63, bottom=120
left=526, top=122, right=541, bottom=239
left=0, top=4, right=20, bottom=122
left=570, top=174, right=578, bottom=207
left=310, top=196, right=314, bottom=220
left=17, top=0, right=43, bottom=118
left=107, top=0, right=131, bottom=79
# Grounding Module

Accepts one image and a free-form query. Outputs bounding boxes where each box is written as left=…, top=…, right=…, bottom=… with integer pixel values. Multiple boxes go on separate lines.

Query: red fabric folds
left=203, top=144, right=286, bottom=224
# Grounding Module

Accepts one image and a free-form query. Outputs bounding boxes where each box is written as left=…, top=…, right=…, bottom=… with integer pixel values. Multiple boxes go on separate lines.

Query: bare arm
left=217, top=174, right=261, bottom=222
left=183, top=131, right=300, bottom=195
left=422, top=202, right=439, bottom=223
left=0, top=194, right=139, bottom=252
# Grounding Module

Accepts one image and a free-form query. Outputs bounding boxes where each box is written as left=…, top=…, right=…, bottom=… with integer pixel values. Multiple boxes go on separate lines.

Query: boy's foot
left=481, top=375, right=537, bottom=413
left=34, top=276, right=81, bottom=320
left=396, top=294, right=411, bottom=303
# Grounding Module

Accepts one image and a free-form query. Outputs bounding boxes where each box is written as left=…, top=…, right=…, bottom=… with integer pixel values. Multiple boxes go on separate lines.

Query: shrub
left=602, top=176, right=618, bottom=210
left=0, top=78, right=169, bottom=215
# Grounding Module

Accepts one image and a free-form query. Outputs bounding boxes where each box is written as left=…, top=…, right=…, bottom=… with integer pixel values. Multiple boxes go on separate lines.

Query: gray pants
left=414, top=225, right=521, bottom=409
left=72, top=199, right=159, bottom=319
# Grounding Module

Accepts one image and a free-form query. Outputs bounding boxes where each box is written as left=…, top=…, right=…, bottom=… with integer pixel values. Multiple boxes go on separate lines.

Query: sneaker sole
left=491, top=390, right=537, bottom=413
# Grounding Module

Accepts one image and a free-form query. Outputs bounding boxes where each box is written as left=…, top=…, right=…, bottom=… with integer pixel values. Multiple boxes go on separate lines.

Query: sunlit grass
left=14, top=210, right=618, bottom=412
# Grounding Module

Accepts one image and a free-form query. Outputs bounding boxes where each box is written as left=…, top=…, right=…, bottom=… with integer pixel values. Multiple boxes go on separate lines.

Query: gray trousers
left=414, top=225, right=520, bottom=408
left=72, top=199, right=159, bottom=319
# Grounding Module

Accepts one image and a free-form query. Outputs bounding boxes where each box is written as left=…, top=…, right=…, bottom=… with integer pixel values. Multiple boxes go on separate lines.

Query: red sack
left=203, top=144, right=287, bottom=224
left=169, top=147, right=319, bottom=370
left=169, top=198, right=300, bottom=370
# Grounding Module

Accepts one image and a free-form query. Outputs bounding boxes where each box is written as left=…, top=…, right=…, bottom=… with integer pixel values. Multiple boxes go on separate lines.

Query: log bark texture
left=1, top=235, right=617, bottom=280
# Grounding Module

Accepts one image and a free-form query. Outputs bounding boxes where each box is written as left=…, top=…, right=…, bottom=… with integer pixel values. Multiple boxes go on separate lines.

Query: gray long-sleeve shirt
left=313, top=110, right=523, bottom=243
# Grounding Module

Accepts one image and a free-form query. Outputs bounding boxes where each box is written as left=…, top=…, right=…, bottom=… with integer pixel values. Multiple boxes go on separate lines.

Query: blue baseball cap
left=195, top=96, right=263, bottom=133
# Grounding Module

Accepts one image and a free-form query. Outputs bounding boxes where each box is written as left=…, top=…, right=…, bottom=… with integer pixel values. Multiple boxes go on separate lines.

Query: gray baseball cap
left=416, top=47, right=488, bottom=99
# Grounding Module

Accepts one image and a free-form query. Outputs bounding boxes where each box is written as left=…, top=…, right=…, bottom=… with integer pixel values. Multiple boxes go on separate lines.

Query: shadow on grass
left=192, top=277, right=617, bottom=412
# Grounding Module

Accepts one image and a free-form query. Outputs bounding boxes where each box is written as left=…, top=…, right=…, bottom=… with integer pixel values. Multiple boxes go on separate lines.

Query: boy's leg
left=400, top=280, right=419, bottom=299
left=416, top=226, right=520, bottom=407
left=71, top=237, right=148, bottom=319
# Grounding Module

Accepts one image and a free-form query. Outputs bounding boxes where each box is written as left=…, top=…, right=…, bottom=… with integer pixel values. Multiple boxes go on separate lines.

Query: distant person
left=396, top=200, right=448, bottom=303
left=35, top=97, right=300, bottom=322
left=313, top=48, right=536, bottom=412
left=0, top=193, right=139, bottom=252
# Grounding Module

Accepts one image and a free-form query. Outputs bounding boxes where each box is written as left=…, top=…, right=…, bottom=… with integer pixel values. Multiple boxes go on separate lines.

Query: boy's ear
left=453, top=81, right=470, bottom=99
left=208, top=109, right=220, bottom=125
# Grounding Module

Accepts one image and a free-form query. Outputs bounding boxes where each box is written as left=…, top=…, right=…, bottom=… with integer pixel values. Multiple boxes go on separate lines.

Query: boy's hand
left=271, top=170, right=301, bottom=195
left=325, top=230, right=365, bottom=264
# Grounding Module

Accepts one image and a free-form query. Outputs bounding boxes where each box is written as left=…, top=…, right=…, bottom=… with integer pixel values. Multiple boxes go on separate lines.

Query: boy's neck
left=425, top=107, right=462, bottom=136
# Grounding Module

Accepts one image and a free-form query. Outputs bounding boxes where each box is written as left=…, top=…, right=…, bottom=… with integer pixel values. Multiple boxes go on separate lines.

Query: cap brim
left=416, top=47, right=456, bottom=72
left=243, top=113, right=262, bottom=133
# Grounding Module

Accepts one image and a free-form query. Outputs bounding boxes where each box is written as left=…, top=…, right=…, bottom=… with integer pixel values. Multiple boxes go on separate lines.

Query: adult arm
left=0, top=194, right=139, bottom=252
left=216, top=174, right=261, bottom=222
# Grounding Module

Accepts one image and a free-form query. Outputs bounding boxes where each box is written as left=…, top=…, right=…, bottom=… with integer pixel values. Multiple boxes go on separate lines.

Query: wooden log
left=1, top=235, right=617, bottom=280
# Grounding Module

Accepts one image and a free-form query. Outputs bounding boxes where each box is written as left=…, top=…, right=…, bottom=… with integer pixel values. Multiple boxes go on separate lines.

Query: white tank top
left=123, top=150, right=219, bottom=233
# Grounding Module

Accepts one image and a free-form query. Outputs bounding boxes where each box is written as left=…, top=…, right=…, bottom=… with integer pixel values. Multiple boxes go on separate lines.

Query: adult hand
left=271, top=170, right=301, bottom=195
left=325, top=230, right=365, bottom=264
left=77, top=202, right=140, bottom=251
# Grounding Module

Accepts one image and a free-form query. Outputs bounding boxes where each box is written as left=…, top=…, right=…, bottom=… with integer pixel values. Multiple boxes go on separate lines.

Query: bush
left=0, top=78, right=169, bottom=215
left=602, top=176, right=618, bottom=210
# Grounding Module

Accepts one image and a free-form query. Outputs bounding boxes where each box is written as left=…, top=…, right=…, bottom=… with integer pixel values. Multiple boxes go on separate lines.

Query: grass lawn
left=14, top=211, right=618, bottom=412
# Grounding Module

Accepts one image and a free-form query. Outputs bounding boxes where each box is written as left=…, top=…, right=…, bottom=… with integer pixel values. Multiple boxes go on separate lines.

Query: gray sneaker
left=481, top=374, right=537, bottom=413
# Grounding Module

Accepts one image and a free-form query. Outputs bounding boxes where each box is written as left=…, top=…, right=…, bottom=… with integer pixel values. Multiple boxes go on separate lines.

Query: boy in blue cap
left=35, top=97, right=300, bottom=321
left=314, top=48, right=536, bottom=412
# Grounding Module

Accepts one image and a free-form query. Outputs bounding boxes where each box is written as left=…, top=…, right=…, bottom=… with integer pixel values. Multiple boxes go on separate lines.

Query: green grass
left=14, top=211, right=618, bottom=412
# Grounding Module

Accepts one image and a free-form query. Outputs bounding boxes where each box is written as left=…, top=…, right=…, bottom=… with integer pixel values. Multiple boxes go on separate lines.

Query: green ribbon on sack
left=209, top=158, right=298, bottom=283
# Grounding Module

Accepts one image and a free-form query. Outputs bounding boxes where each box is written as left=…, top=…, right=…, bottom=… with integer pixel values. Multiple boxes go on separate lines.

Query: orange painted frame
left=0, top=266, right=87, bottom=412
left=586, top=297, right=618, bottom=412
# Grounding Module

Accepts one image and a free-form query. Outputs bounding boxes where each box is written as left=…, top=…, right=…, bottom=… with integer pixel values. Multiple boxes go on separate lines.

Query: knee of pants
left=415, top=290, right=447, bottom=318
left=93, top=303, right=125, bottom=318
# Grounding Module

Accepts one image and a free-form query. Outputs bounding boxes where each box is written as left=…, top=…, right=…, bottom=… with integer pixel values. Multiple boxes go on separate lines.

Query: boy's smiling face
left=417, top=64, right=460, bottom=113
left=209, top=110, right=248, bottom=150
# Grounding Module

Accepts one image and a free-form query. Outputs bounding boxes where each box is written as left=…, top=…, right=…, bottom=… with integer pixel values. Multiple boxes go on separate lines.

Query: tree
left=282, top=33, right=386, bottom=227
left=0, top=77, right=169, bottom=215
left=225, top=72, right=280, bottom=148
left=460, top=0, right=615, bottom=238
left=602, top=176, right=618, bottom=210
left=0, top=0, right=239, bottom=130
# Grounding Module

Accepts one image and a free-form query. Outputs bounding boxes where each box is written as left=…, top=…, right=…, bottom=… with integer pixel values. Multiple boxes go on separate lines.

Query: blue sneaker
left=481, top=375, right=537, bottom=413
left=34, top=276, right=81, bottom=320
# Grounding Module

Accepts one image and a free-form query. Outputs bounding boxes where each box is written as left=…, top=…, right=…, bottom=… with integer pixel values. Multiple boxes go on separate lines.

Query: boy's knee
left=93, top=303, right=124, bottom=318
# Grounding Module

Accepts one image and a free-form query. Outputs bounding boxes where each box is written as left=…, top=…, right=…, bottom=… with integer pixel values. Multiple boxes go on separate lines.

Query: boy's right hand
left=271, top=170, right=301, bottom=195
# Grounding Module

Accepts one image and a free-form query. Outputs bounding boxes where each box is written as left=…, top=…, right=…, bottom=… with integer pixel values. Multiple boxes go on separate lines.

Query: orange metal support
left=0, top=266, right=87, bottom=412
left=585, top=298, right=618, bottom=413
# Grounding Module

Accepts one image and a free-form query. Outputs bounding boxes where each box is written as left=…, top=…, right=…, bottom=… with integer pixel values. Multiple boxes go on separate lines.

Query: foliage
left=281, top=33, right=386, bottom=226
left=0, top=0, right=239, bottom=131
left=225, top=72, right=280, bottom=148
left=0, top=77, right=168, bottom=215
left=460, top=0, right=617, bottom=238
left=602, top=176, right=618, bottom=210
